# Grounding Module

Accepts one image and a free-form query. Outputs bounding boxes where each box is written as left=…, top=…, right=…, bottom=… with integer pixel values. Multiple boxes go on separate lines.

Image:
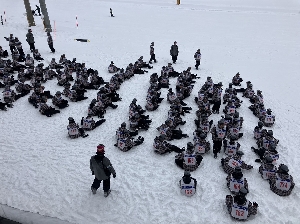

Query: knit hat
left=97, top=144, right=105, bottom=154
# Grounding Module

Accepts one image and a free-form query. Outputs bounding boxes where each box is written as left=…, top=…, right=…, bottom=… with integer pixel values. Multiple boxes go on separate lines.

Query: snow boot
left=91, top=187, right=97, bottom=194
left=104, top=190, right=111, bottom=197
left=134, top=136, right=144, bottom=146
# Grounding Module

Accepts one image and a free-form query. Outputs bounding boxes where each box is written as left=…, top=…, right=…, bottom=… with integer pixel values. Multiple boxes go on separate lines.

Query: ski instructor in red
left=90, top=144, right=116, bottom=197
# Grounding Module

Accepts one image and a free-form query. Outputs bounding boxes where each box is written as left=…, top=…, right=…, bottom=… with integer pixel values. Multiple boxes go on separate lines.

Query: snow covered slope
left=0, top=0, right=300, bottom=223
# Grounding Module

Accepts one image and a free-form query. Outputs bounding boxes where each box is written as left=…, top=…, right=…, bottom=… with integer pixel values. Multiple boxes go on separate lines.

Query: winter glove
left=253, top=202, right=258, bottom=207
left=113, top=173, right=116, bottom=178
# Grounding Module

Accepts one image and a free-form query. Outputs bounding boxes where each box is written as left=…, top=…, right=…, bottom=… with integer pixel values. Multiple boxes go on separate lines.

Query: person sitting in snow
left=59, top=54, right=67, bottom=64
left=258, top=155, right=277, bottom=180
left=194, top=113, right=213, bottom=135
left=226, top=119, right=243, bottom=140
left=166, top=109, right=186, bottom=128
left=33, top=49, right=44, bottom=61
left=157, top=120, right=189, bottom=141
left=221, top=151, right=253, bottom=174
left=136, top=56, right=153, bottom=69
left=88, top=99, right=106, bottom=118
left=175, top=142, right=203, bottom=172
left=179, top=171, right=197, bottom=197
left=67, top=117, right=88, bottom=138
left=116, top=122, right=138, bottom=141
left=39, top=96, right=60, bottom=117
left=158, top=72, right=170, bottom=89
left=129, top=112, right=151, bottom=131
left=165, top=63, right=180, bottom=78
left=253, top=121, right=264, bottom=140
left=52, top=91, right=69, bottom=109
left=90, top=70, right=105, bottom=88
left=223, top=100, right=236, bottom=116
left=232, top=72, right=243, bottom=86
left=0, top=46, right=9, bottom=58
left=15, top=77, right=32, bottom=96
left=81, top=115, right=106, bottom=131
left=153, top=134, right=184, bottom=155
left=255, top=130, right=279, bottom=152
left=28, top=88, right=42, bottom=108
left=260, top=108, right=275, bottom=127
left=115, top=122, right=144, bottom=152
left=242, top=83, right=255, bottom=99
left=49, top=58, right=64, bottom=69
left=2, top=85, right=16, bottom=108
left=225, top=187, right=258, bottom=221
left=226, top=167, right=249, bottom=195
left=268, top=164, right=295, bottom=196
left=97, top=89, right=118, bottom=109
left=25, top=54, right=34, bottom=67
left=129, top=98, right=149, bottom=120
left=63, top=82, right=88, bottom=102
left=167, top=88, right=184, bottom=105
left=108, top=61, right=120, bottom=73
left=223, top=137, right=241, bottom=157
left=193, top=131, right=211, bottom=154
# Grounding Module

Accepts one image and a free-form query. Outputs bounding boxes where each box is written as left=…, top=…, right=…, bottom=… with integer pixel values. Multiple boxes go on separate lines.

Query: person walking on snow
left=170, top=41, right=179, bottom=64
left=110, top=8, right=114, bottom=17
left=35, top=5, right=41, bottom=16
left=90, top=144, right=116, bottom=197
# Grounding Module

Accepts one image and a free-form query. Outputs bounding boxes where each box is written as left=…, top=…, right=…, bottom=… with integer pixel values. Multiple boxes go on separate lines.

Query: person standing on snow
left=90, top=144, right=116, bottom=197
left=4, top=34, right=15, bottom=54
left=47, top=32, right=55, bottom=53
left=194, top=49, right=201, bottom=70
left=170, top=41, right=179, bottom=64
left=26, top=29, right=35, bottom=52
left=149, top=42, right=157, bottom=64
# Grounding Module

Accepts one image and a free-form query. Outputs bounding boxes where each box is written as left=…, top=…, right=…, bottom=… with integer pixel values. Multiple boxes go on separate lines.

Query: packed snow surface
left=1, top=0, right=300, bottom=223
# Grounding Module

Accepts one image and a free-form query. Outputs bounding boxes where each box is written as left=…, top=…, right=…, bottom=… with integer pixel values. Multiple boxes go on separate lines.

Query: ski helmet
left=264, top=156, right=273, bottom=164
left=279, top=164, right=289, bottom=173
left=267, top=130, right=273, bottom=136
